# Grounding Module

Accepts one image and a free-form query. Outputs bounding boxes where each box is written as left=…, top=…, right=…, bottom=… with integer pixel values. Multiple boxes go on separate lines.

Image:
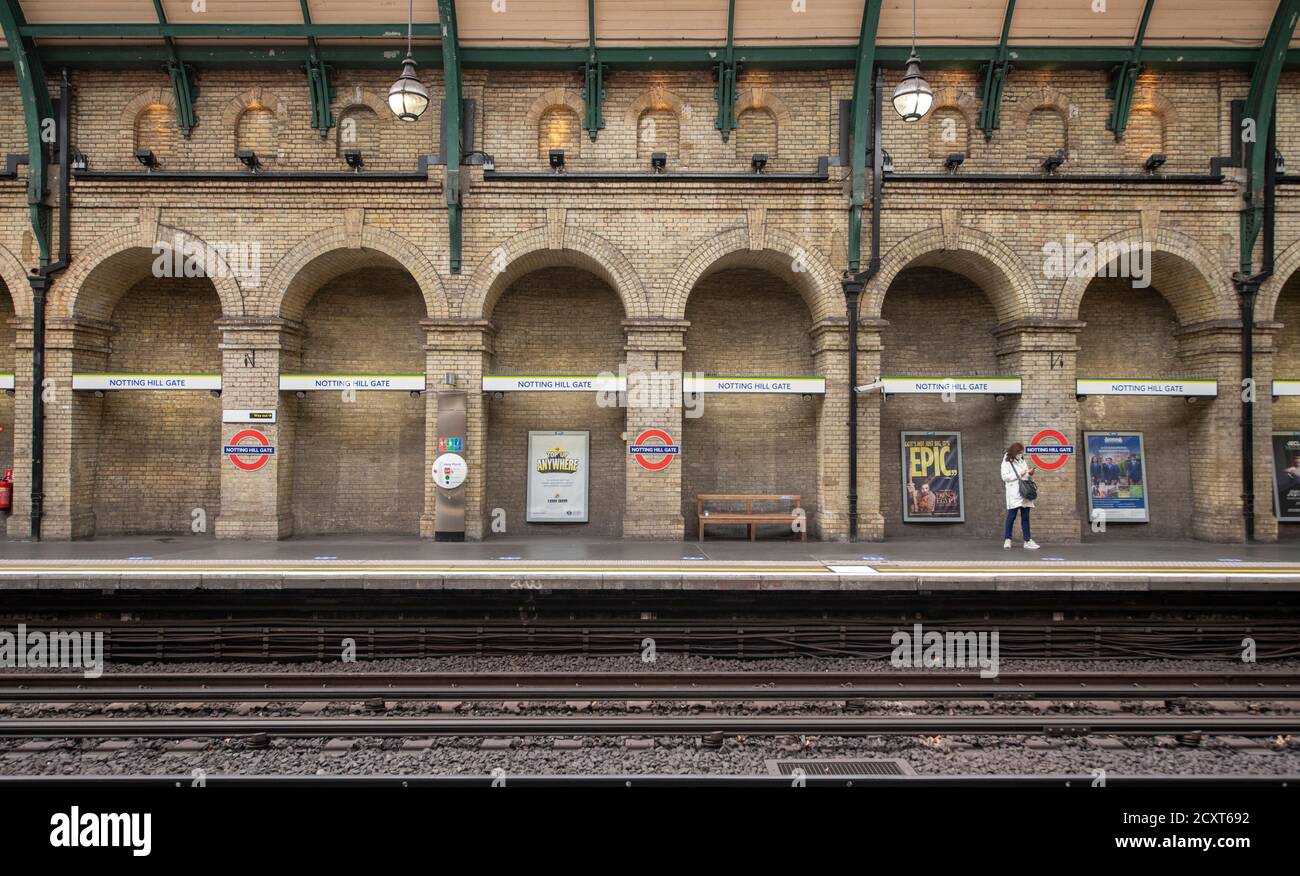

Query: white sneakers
left=1024, top=539, right=1040, bottom=550
left=1003, top=539, right=1012, bottom=549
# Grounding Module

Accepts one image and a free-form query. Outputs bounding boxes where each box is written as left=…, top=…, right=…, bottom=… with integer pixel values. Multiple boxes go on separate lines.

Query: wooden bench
left=696, top=494, right=805, bottom=543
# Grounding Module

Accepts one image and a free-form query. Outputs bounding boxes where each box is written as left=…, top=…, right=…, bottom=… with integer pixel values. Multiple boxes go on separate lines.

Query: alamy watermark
left=152, top=234, right=264, bottom=289
left=890, top=623, right=1000, bottom=679
left=1042, top=235, right=1151, bottom=289
left=0, top=624, right=105, bottom=678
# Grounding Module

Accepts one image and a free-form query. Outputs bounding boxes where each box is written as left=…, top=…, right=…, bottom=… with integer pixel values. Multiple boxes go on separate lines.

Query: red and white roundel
left=223, top=429, right=275, bottom=472
left=628, top=428, right=680, bottom=471
left=1027, top=429, right=1074, bottom=471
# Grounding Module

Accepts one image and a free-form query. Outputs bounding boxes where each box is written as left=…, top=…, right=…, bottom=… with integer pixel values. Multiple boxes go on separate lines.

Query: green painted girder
left=847, top=0, right=883, bottom=276
left=1105, top=0, right=1156, bottom=141
left=977, top=0, right=1017, bottom=140
left=1241, top=0, right=1300, bottom=277
left=715, top=0, right=739, bottom=142
left=438, top=0, right=463, bottom=275
left=0, top=0, right=53, bottom=264
left=19, top=23, right=442, bottom=39
left=151, top=0, right=197, bottom=137
left=300, top=0, right=334, bottom=138
left=582, top=0, right=603, bottom=141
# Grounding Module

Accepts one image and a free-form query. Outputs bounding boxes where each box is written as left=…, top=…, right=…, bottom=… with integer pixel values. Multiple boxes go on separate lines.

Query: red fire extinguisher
left=0, top=467, right=12, bottom=513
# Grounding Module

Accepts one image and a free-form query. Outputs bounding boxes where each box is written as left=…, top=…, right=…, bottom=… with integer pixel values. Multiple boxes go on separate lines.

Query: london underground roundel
left=224, top=429, right=275, bottom=472
left=1027, top=429, right=1074, bottom=471
left=629, top=429, right=680, bottom=471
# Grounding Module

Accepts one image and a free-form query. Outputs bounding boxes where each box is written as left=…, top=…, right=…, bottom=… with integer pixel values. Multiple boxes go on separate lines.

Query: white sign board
left=432, top=452, right=469, bottom=490
left=1076, top=379, right=1217, bottom=397
left=279, top=375, right=425, bottom=392
left=1274, top=380, right=1300, bottom=398
left=484, top=375, right=624, bottom=393
left=683, top=376, right=825, bottom=394
left=0, top=374, right=13, bottom=391
left=881, top=377, right=1021, bottom=395
left=73, top=374, right=221, bottom=391
left=223, top=409, right=277, bottom=424
left=527, top=431, right=589, bottom=523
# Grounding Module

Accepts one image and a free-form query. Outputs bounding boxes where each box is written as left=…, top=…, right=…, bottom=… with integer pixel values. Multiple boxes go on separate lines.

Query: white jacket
left=1001, top=456, right=1035, bottom=509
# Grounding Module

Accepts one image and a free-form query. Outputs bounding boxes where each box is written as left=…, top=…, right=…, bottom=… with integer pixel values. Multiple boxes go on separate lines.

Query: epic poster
left=900, top=432, right=964, bottom=522
left=526, top=431, right=590, bottom=523
left=1084, top=432, right=1149, bottom=523
left=1273, top=432, right=1300, bottom=522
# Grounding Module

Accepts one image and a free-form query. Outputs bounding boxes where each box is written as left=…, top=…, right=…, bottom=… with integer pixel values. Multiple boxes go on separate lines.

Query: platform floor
left=1, top=535, right=1298, bottom=592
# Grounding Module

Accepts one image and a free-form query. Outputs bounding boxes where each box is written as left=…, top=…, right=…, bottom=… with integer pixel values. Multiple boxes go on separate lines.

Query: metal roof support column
left=299, top=1, right=334, bottom=139
left=846, top=0, right=882, bottom=275
left=438, top=0, right=463, bottom=274
left=1106, top=0, right=1156, bottom=140
left=715, top=0, right=738, bottom=142
left=151, top=0, right=198, bottom=136
left=583, top=0, right=604, bottom=140
left=977, top=0, right=1016, bottom=140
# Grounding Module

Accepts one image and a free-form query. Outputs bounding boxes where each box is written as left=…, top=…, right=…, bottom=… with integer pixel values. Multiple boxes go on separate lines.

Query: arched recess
left=0, top=241, right=32, bottom=319
left=666, top=226, right=844, bottom=323
left=734, top=86, right=793, bottom=160
left=1259, top=243, right=1300, bottom=539
left=865, top=225, right=1037, bottom=324
left=1258, top=237, right=1300, bottom=325
left=463, top=225, right=649, bottom=321
left=525, top=88, right=587, bottom=129
left=626, top=86, right=689, bottom=164
left=926, top=87, right=978, bottom=158
left=120, top=86, right=177, bottom=158
left=265, top=224, right=449, bottom=322
left=1013, top=87, right=1074, bottom=161
left=221, top=87, right=288, bottom=161
left=1055, top=227, right=1234, bottom=325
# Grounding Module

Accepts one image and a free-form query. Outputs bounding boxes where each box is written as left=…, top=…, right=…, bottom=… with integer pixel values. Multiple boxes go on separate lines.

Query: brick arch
left=866, top=226, right=1037, bottom=324
left=334, top=83, right=390, bottom=118
left=735, top=86, right=794, bottom=131
left=463, top=226, right=649, bottom=321
left=0, top=240, right=32, bottom=319
left=1056, top=227, right=1233, bottom=325
left=1012, top=86, right=1074, bottom=154
left=221, top=87, right=288, bottom=158
left=119, top=85, right=176, bottom=151
left=666, top=226, right=844, bottom=322
left=930, top=85, right=978, bottom=124
left=1258, top=237, right=1300, bottom=323
left=624, top=86, right=691, bottom=160
left=265, top=225, right=449, bottom=321
left=524, top=88, right=587, bottom=129
left=54, top=222, right=245, bottom=322
left=1130, top=86, right=1180, bottom=131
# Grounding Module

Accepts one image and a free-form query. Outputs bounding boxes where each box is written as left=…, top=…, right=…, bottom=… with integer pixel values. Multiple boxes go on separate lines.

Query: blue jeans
left=1004, top=507, right=1031, bottom=541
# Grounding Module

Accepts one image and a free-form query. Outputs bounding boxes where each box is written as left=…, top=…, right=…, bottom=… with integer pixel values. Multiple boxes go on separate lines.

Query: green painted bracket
left=583, top=0, right=603, bottom=140
left=715, top=0, right=738, bottom=141
left=438, top=0, right=463, bottom=274
left=300, top=1, right=333, bottom=139
left=976, top=0, right=1016, bottom=140
left=847, top=0, right=883, bottom=275
left=0, top=0, right=54, bottom=263
left=1106, top=0, right=1156, bottom=141
left=152, top=1, right=197, bottom=136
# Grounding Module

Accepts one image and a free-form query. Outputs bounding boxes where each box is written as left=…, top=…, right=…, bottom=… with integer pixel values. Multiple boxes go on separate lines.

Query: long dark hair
left=1005, top=442, right=1024, bottom=464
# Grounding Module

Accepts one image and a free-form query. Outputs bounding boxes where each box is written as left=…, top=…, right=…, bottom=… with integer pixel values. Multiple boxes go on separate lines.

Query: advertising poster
left=900, top=431, right=964, bottom=522
left=526, top=431, right=589, bottom=523
left=1083, top=432, right=1149, bottom=523
left=1273, top=432, right=1300, bottom=522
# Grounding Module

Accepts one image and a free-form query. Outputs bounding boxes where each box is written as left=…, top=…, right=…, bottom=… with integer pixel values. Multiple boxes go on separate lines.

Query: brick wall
left=90, top=276, right=222, bottom=535
left=485, top=268, right=627, bottom=537
left=880, top=267, right=1007, bottom=540
left=290, top=267, right=426, bottom=535
left=1076, top=278, right=1197, bottom=541
left=681, top=269, right=817, bottom=538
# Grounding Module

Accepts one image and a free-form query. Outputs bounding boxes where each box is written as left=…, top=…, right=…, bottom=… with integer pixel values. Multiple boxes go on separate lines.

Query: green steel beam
left=438, top=0, right=463, bottom=275
left=151, top=0, right=197, bottom=137
left=976, top=0, right=1016, bottom=140
left=20, top=23, right=441, bottom=39
left=1106, top=0, right=1156, bottom=141
left=0, top=0, right=53, bottom=264
left=715, top=0, right=739, bottom=142
left=300, top=0, right=334, bottom=139
left=847, top=0, right=883, bottom=276
left=1241, top=0, right=1300, bottom=277
left=582, top=0, right=603, bottom=140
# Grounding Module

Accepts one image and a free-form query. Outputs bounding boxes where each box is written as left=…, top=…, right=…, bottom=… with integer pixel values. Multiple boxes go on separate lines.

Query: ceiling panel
left=1008, top=0, right=1145, bottom=45
left=458, top=0, right=587, bottom=47
left=19, top=0, right=156, bottom=24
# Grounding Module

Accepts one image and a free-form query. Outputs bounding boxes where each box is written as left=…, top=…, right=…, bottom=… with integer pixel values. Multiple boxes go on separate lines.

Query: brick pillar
left=810, top=319, right=849, bottom=540
left=623, top=319, right=688, bottom=539
left=995, top=320, right=1084, bottom=543
left=214, top=318, right=299, bottom=539
left=423, top=319, right=494, bottom=540
left=1177, top=322, right=1246, bottom=542
left=855, top=320, right=886, bottom=540
left=1254, top=323, right=1281, bottom=543
left=41, top=317, right=113, bottom=539
left=5, top=315, right=32, bottom=539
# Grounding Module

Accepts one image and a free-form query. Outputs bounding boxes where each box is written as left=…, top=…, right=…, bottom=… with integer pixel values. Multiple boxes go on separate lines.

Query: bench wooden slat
left=697, top=493, right=805, bottom=543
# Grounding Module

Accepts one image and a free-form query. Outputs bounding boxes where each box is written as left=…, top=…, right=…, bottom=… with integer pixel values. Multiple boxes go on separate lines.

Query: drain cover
left=765, top=758, right=915, bottom=777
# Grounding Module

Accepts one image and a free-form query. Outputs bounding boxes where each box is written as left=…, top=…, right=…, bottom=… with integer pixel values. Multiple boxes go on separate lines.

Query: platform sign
left=1083, top=432, right=1149, bottom=523
left=1076, top=379, right=1217, bottom=397
left=881, top=377, right=1021, bottom=395
left=0, top=374, right=13, bottom=391
left=900, top=431, right=964, bottom=523
left=1274, top=380, right=1300, bottom=398
left=73, top=373, right=221, bottom=391
left=682, top=376, right=825, bottom=394
left=527, top=431, right=589, bottom=523
left=279, top=375, right=425, bottom=391
left=1272, top=433, right=1300, bottom=522
left=484, top=375, right=625, bottom=393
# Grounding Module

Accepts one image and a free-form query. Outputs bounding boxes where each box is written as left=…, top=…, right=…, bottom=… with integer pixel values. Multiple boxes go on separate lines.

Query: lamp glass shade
left=388, top=58, right=430, bottom=122
left=891, top=53, right=934, bottom=122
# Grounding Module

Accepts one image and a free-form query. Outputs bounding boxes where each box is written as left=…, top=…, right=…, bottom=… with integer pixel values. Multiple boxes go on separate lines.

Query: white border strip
left=72, top=374, right=221, bottom=391
left=483, top=375, right=625, bottom=392
left=279, top=375, right=425, bottom=391
left=1274, top=380, right=1300, bottom=397
left=683, top=376, right=825, bottom=394
left=0, top=373, right=12, bottom=391
left=881, top=377, right=1021, bottom=395
left=1077, top=379, right=1218, bottom=397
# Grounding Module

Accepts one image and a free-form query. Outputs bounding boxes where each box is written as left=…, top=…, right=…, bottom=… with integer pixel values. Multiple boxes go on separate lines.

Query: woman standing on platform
left=1001, top=442, right=1040, bottom=550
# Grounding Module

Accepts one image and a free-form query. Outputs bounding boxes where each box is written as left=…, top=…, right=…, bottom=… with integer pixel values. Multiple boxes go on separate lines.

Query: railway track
left=3, top=670, right=1299, bottom=702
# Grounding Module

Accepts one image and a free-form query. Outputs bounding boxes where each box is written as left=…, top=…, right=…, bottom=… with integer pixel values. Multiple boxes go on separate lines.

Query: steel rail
left=3, top=714, right=1298, bottom=738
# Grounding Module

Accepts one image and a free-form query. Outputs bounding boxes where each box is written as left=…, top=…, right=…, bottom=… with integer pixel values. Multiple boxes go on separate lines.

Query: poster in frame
left=1083, top=431, right=1149, bottom=523
left=1272, top=432, right=1300, bottom=522
left=526, top=430, right=590, bottom=523
left=900, top=431, right=965, bottom=523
